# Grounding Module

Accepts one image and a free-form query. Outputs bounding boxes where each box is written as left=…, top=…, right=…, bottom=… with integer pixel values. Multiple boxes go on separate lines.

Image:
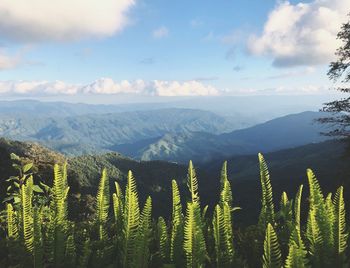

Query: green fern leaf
left=333, top=186, right=348, bottom=265
left=262, top=223, right=282, bottom=268
left=157, top=216, right=170, bottom=263
left=187, top=161, right=200, bottom=204
left=258, top=153, right=275, bottom=227
left=170, top=180, right=184, bottom=267
left=95, top=168, right=110, bottom=240
left=294, top=185, right=303, bottom=231
left=122, top=170, right=140, bottom=268
left=136, top=196, right=152, bottom=268
left=184, top=202, right=206, bottom=268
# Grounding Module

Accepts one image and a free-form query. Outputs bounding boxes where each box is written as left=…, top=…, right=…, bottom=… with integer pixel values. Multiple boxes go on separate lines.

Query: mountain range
left=0, top=100, right=330, bottom=163
left=114, top=111, right=329, bottom=163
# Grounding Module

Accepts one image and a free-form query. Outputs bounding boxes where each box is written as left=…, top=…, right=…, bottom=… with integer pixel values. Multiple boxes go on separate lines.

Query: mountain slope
left=0, top=108, right=238, bottom=155
left=119, top=111, right=329, bottom=163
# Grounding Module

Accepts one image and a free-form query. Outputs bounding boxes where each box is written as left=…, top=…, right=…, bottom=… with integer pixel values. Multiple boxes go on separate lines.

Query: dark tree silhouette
left=319, top=15, right=350, bottom=138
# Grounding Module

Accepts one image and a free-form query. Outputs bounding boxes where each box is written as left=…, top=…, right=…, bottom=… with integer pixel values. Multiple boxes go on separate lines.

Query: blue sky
left=0, top=0, right=348, bottom=100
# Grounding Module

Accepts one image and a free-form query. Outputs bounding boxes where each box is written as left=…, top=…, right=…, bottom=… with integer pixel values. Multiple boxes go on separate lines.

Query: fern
left=307, top=169, right=335, bottom=265
left=262, top=223, right=282, bottom=268
left=136, top=196, right=152, bottom=268
left=122, top=170, right=140, bottom=268
left=52, top=164, right=70, bottom=266
left=306, top=209, right=322, bottom=267
left=33, top=207, right=43, bottom=268
left=65, top=234, right=77, bottom=267
left=95, top=168, right=110, bottom=241
left=187, top=160, right=200, bottom=204
left=212, top=204, right=234, bottom=267
left=220, top=161, right=232, bottom=205
left=77, top=230, right=92, bottom=268
left=113, top=181, right=124, bottom=230
left=170, top=180, right=184, bottom=267
left=6, top=203, right=18, bottom=239
left=184, top=202, right=206, bottom=268
left=285, top=227, right=308, bottom=268
left=258, top=153, right=275, bottom=227
left=157, top=216, right=169, bottom=263
left=294, top=185, right=303, bottom=231
left=333, top=186, right=348, bottom=266
left=21, top=175, right=34, bottom=252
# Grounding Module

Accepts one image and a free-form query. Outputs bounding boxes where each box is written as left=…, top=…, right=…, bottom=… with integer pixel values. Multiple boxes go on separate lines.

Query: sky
left=0, top=0, right=349, bottom=102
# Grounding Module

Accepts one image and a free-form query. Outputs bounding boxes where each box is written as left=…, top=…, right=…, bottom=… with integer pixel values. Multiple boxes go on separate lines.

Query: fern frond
left=22, top=175, right=34, bottom=252
left=157, top=216, right=169, bottom=263
left=213, top=204, right=234, bottom=267
left=262, top=223, right=281, bottom=268
left=170, top=180, right=184, bottom=266
left=6, top=203, right=18, bottom=239
left=52, top=164, right=69, bottom=266
left=258, top=153, right=275, bottom=227
left=307, top=169, right=334, bottom=254
left=96, top=168, right=110, bottom=240
left=285, top=227, right=308, bottom=268
left=64, top=234, right=76, bottom=267
left=184, top=202, right=206, bottom=268
left=122, top=170, right=140, bottom=268
left=333, top=186, right=348, bottom=263
left=33, top=207, right=43, bottom=268
left=306, top=209, right=322, bottom=266
left=136, top=196, right=152, bottom=268
left=294, top=185, right=303, bottom=230
left=187, top=161, right=200, bottom=204
left=113, top=181, right=124, bottom=228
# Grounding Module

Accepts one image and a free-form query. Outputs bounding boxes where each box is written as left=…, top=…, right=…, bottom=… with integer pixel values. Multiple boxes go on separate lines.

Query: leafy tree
left=319, top=15, right=350, bottom=138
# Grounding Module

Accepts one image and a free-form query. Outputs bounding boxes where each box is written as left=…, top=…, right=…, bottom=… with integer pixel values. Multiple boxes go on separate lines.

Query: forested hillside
left=115, top=111, right=329, bottom=163
left=0, top=146, right=348, bottom=267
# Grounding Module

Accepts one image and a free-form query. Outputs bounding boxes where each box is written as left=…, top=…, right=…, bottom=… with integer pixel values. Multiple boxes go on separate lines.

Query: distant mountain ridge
left=115, top=111, right=330, bottom=163
left=0, top=107, right=238, bottom=155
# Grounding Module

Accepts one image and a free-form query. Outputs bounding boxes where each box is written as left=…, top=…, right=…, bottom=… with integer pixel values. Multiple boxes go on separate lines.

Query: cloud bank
left=248, top=0, right=350, bottom=67
left=0, top=0, right=135, bottom=42
left=0, top=77, right=332, bottom=97
left=0, top=78, right=220, bottom=97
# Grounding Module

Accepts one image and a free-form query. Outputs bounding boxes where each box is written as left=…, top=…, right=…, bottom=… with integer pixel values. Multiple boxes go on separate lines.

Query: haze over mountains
left=0, top=99, right=330, bottom=163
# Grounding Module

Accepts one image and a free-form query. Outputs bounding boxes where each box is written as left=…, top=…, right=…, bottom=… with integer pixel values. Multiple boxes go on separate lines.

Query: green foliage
left=184, top=201, right=207, bottom=268
left=157, top=216, right=169, bottom=263
left=1, top=153, right=349, bottom=267
left=285, top=227, right=308, bottom=268
left=136, top=196, right=152, bottom=268
left=333, top=186, right=348, bottom=266
left=170, top=179, right=184, bottom=267
left=258, top=153, right=275, bottom=228
left=122, top=170, right=140, bottom=268
left=262, top=223, right=282, bottom=268
left=95, top=168, right=109, bottom=241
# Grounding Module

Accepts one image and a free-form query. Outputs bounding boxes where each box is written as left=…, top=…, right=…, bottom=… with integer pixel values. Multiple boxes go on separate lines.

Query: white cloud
left=0, top=0, right=135, bottom=42
left=0, top=78, right=220, bottom=97
left=227, top=84, right=330, bottom=96
left=152, top=26, right=169, bottom=39
left=248, top=0, right=350, bottom=67
left=152, top=80, right=219, bottom=96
